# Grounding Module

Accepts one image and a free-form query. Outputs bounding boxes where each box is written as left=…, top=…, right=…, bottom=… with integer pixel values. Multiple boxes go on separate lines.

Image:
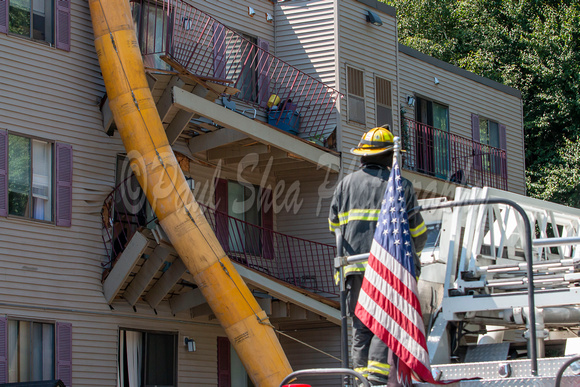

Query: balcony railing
left=132, top=0, right=342, bottom=139
left=402, top=118, right=507, bottom=190
left=101, top=179, right=339, bottom=296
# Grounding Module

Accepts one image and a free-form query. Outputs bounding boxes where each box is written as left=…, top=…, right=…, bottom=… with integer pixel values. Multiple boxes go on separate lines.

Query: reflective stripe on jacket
left=329, top=164, right=427, bottom=277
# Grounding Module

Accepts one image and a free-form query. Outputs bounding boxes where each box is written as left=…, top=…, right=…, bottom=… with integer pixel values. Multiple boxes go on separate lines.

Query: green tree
left=385, top=0, right=580, bottom=207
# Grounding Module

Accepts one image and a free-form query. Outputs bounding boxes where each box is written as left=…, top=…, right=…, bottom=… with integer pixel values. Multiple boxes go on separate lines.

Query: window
left=213, top=25, right=270, bottom=105
left=215, top=179, right=274, bottom=259
left=8, top=135, right=52, bottom=221
left=0, top=318, right=72, bottom=385
left=217, top=337, right=254, bottom=387
left=131, top=0, right=172, bottom=70
left=415, top=97, right=450, bottom=178
left=228, top=180, right=261, bottom=255
left=118, top=329, right=177, bottom=387
left=1, top=0, right=70, bottom=51
left=0, top=130, right=72, bottom=226
left=375, top=76, right=392, bottom=128
left=347, top=66, right=365, bottom=124
left=471, top=114, right=507, bottom=176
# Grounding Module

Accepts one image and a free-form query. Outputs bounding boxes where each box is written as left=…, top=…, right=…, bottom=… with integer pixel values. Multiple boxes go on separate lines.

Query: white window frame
left=346, top=65, right=366, bottom=125
left=7, top=132, right=54, bottom=222
left=375, top=75, right=393, bottom=128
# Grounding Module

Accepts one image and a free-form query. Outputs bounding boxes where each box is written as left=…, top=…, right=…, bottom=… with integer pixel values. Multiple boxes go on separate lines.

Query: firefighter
left=329, top=126, right=427, bottom=386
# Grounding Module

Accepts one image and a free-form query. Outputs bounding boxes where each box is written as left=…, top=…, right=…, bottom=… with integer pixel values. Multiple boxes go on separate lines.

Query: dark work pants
left=346, top=275, right=412, bottom=387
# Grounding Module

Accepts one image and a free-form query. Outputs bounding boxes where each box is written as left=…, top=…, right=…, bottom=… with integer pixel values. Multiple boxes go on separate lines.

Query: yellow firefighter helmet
left=350, top=125, right=395, bottom=156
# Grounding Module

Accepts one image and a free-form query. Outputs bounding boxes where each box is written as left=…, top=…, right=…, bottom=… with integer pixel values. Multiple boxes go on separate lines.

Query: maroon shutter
left=498, top=123, right=507, bottom=180
left=257, top=38, right=270, bottom=108
left=213, top=22, right=226, bottom=79
left=0, top=0, right=8, bottom=34
left=217, top=337, right=231, bottom=387
left=471, top=114, right=482, bottom=171
left=261, top=188, right=274, bottom=260
left=0, top=316, right=7, bottom=384
left=0, top=130, right=7, bottom=217
left=55, top=142, right=73, bottom=227
left=55, top=0, right=71, bottom=51
left=215, top=178, right=229, bottom=250
left=56, top=322, right=72, bottom=387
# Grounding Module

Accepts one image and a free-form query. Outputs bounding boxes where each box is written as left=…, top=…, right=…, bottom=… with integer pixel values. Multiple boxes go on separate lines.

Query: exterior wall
left=280, top=326, right=342, bottom=387
left=275, top=170, right=337, bottom=246
left=274, top=0, right=337, bottom=88
left=190, top=0, right=274, bottom=46
left=337, top=0, right=399, bottom=175
left=398, top=47, right=526, bottom=195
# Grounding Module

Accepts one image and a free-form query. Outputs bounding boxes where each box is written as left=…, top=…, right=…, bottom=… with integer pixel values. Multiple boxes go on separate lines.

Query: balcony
left=402, top=118, right=507, bottom=190
left=131, top=0, right=342, bottom=143
left=102, top=178, right=339, bottom=300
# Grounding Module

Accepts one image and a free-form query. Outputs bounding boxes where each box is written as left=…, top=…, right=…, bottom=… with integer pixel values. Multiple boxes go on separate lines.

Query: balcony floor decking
left=102, top=228, right=340, bottom=326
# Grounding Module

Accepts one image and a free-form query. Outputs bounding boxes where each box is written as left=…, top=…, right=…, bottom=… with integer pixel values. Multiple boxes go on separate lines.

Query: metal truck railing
left=101, top=178, right=338, bottom=295
left=131, top=0, right=342, bottom=139
left=402, top=118, right=507, bottom=190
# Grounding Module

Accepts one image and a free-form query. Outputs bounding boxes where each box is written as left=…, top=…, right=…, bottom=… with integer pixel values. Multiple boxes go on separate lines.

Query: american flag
left=354, top=157, right=433, bottom=383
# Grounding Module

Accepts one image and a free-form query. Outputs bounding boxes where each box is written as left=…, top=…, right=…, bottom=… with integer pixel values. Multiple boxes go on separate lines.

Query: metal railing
left=101, top=176, right=157, bottom=268
left=131, top=0, right=342, bottom=139
left=200, top=203, right=338, bottom=296
left=402, top=118, right=507, bottom=190
left=101, top=180, right=338, bottom=295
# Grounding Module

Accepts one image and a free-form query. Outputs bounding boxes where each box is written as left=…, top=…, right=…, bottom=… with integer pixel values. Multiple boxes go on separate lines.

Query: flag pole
left=393, top=136, right=401, bottom=166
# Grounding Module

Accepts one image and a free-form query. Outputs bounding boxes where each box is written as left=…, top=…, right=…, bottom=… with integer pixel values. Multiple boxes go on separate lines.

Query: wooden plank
left=232, top=263, right=340, bottom=325
left=123, top=245, right=170, bottom=306
left=102, top=232, right=149, bottom=304
left=166, top=109, right=196, bottom=145
left=188, top=128, right=248, bottom=154
left=172, top=87, right=340, bottom=172
left=157, top=77, right=184, bottom=123
left=207, top=144, right=270, bottom=161
left=144, top=258, right=187, bottom=308
left=169, top=288, right=206, bottom=314
left=101, top=98, right=114, bottom=135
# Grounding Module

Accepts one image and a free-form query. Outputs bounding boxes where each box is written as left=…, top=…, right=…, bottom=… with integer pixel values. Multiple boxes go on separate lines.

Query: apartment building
left=0, top=0, right=523, bottom=385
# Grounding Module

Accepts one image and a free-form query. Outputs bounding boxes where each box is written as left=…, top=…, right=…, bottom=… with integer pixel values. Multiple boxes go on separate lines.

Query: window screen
left=347, top=66, right=365, bottom=124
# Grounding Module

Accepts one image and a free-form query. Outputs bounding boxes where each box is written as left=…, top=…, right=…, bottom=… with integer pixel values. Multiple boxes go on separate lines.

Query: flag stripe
left=362, top=266, right=426, bottom=342
left=356, top=302, right=433, bottom=381
left=368, top=246, right=422, bottom=314
left=364, top=260, right=424, bottom=333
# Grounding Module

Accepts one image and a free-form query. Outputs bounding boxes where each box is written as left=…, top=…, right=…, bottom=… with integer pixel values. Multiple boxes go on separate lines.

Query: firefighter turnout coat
left=329, top=164, right=427, bottom=277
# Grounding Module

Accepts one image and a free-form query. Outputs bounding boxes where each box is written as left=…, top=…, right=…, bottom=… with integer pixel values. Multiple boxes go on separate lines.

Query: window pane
left=489, top=121, right=500, bottom=148
left=19, top=321, right=32, bottom=382
left=432, top=103, right=449, bottom=132
left=228, top=182, right=246, bottom=252
left=479, top=118, right=490, bottom=145
left=8, top=135, right=31, bottom=217
left=9, top=0, right=31, bottom=37
left=42, top=323, right=55, bottom=380
left=145, top=333, right=175, bottom=386
left=8, top=320, right=18, bottom=382
left=32, top=0, right=54, bottom=43
left=32, top=139, right=53, bottom=221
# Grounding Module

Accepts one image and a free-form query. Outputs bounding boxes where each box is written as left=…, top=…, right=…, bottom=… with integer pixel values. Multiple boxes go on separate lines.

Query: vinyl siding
left=189, top=0, right=274, bottom=44
left=280, top=326, right=342, bottom=387
left=275, top=171, right=337, bottom=246
left=337, top=0, right=399, bottom=175
left=0, top=303, right=226, bottom=386
left=398, top=50, right=526, bottom=195
left=275, top=0, right=337, bottom=88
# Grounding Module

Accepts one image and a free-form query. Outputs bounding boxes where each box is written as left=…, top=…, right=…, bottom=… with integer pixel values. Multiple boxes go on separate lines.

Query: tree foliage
left=385, top=0, right=580, bottom=207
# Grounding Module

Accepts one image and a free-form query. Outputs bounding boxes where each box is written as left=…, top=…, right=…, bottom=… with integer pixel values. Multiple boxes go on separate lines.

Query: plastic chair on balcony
left=222, top=97, right=257, bottom=119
